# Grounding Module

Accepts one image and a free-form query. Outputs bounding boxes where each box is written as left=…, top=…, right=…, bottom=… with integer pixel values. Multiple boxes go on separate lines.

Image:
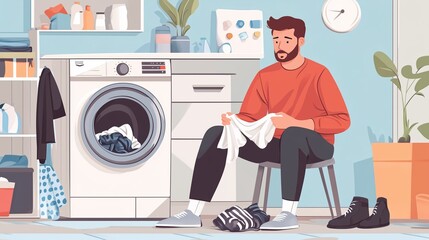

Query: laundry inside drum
left=93, top=98, right=150, bottom=154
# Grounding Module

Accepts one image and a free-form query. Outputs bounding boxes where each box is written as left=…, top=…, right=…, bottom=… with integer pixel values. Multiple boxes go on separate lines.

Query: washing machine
left=69, top=59, right=171, bottom=218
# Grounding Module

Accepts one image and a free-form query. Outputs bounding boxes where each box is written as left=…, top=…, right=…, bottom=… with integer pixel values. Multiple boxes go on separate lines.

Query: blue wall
left=3, top=0, right=392, bottom=208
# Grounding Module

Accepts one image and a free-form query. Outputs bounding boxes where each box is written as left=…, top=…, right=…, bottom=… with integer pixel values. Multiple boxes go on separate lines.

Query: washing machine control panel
left=70, top=59, right=171, bottom=77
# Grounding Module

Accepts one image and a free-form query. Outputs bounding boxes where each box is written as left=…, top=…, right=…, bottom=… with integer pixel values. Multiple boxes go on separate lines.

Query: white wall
left=395, top=0, right=429, bottom=142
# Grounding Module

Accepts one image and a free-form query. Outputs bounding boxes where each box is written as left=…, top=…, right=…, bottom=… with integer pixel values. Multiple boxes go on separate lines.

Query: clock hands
left=332, top=9, right=345, bottom=20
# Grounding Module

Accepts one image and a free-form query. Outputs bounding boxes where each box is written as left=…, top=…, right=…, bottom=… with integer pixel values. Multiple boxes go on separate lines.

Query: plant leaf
left=182, top=25, right=191, bottom=36
left=159, top=0, right=179, bottom=25
left=415, top=75, right=429, bottom=92
left=391, top=78, right=401, bottom=91
left=374, top=51, right=398, bottom=77
left=178, top=0, right=191, bottom=28
left=416, top=92, right=425, bottom=97
left=409, top=122, right=419, bottom=132
left=417, top=56, right=429, bottom=71
left=379, top=134, right=385, bottom=143
left=418, top=123, right=429, bottom=140
left=181, top=0, right=199, bottom=29
left=367, top=126, right=377, bottom=143
left=402, top=65, right=419, bottom=79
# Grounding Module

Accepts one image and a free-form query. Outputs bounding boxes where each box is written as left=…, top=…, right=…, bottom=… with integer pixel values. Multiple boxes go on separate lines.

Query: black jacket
left=36, top=68, right=66, bottom=163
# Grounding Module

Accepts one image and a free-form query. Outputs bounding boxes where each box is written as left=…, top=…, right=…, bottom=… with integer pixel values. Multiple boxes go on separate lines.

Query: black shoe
left=358, top=197, right=390, bottom=228
left=327, top=196, right=369, bottom=229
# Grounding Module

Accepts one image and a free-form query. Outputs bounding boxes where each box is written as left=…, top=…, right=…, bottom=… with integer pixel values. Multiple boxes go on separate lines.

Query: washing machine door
left=81, top=83, right=165, bottom=166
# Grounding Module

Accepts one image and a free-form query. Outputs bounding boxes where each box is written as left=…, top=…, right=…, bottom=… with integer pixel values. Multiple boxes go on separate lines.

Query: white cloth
left=0, top=103, right=19, bottom=133
left=217, top=113, right=278, bottom=163
left=95, top=124, right=142, bottom=150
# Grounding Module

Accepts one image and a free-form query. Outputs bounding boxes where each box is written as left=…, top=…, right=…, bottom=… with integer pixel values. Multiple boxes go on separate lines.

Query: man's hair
left=267, top=16, right=306, bottom=38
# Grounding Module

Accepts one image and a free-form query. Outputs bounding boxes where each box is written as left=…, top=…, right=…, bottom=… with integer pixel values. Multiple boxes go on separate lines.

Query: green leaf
left=181, top=25, right=191, bottom=36
left=402, top=65, right=419, bottom=79
left=178, top=0, right=191, bottom=28
left=418, top=123, right=429, bottom=140
left=181, top=0, right=199, bottom=28
left=159, top=0, right=179, bottom=25
left=417, top=56, right=429, bottom=71
left=373, top=51, right=398, bottom=77
left=415, top=75, right=429, bottom=92
left=416, top=92, right=425, bottom=97
left=391, top=78, right=401, bottom=91
left=409, top=122, right=418, bottom=132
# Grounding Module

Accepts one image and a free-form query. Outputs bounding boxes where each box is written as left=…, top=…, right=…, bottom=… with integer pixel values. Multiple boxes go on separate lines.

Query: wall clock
left=322, top=0, right=361, bottom=33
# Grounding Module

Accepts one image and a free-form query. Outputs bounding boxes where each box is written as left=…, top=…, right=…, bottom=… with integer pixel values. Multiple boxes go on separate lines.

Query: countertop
left=41, top=53, right=263, bottom=59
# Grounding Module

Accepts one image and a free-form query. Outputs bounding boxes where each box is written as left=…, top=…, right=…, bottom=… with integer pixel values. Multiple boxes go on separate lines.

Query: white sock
left=282, top=199, right=299, bottom=215
left=187, top=199, right=206, bottom=216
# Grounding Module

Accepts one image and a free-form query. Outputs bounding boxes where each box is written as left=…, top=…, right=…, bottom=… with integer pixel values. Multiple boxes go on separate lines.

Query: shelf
left=0, top=52, right=35, bottom=59
left=0, top=134, right=37, bottom=138
left=0, top=77, right=38, bottom=82
left=37, top=30, right=143, bottom=33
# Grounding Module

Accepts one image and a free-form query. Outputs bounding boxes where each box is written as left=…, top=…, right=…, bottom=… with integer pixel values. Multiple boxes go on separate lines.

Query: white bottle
left=70, top=2, right=84, bottom=30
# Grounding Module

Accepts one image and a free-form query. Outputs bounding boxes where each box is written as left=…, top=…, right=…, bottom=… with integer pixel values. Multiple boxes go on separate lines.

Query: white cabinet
left=171, top=59, right=261, bottom=203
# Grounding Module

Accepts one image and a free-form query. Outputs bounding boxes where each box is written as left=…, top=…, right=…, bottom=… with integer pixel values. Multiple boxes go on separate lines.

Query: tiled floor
left=0, top=217, right=429, bottom=240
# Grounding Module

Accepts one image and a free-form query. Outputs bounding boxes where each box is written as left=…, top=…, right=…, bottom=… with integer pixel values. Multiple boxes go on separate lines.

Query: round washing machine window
left=81, top=83, right=165, bottom=166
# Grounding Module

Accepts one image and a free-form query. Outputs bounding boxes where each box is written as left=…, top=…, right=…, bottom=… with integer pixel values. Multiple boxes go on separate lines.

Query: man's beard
left=274, top=43, right=299, bottom=62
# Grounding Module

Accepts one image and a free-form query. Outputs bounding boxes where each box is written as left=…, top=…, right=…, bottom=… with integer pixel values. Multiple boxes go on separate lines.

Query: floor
left=0, top=217, right=429, bottom=240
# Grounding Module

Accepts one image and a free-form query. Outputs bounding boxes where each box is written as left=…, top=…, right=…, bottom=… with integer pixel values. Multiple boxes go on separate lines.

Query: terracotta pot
left=372, top=143, right=429, bottom=219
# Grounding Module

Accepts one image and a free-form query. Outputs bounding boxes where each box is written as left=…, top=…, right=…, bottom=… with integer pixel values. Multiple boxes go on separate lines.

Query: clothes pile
left=0, top=155, right=28, bottom=168
left=96, top=124, right=142, bottom=154
left=0, top=103, right=21, bottom=133
left=0, top=37, right=33, bottom=78
left=213, top=203, right=270, bottom=232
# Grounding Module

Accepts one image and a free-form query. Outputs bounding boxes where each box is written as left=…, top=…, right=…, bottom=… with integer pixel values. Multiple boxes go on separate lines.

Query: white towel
left=95, top=124, right=142, bottom=150
left=0, top=103, right=19, bottom=133
left=217, top=113, right=278, bottom=163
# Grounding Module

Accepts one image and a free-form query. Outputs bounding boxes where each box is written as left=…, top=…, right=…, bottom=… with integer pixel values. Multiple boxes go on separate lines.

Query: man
left=157, top=16, right=350, bottom=230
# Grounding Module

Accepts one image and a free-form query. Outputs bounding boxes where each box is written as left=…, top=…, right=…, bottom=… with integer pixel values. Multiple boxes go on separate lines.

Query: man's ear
left=299, top=37, right=305, bottom=47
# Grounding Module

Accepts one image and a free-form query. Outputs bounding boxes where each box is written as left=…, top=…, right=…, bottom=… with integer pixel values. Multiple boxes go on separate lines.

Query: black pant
left=189, top=126, right=334, bottom=202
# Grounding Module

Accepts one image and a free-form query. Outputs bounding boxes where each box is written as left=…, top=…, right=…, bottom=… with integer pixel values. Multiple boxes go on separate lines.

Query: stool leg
left=319, top=168, right=334, bottom=218
left=328, top=165, right=341, bottom=217
left=252, top=165, right=265, bottom=205
left=263, top=167, right=272, bottom=213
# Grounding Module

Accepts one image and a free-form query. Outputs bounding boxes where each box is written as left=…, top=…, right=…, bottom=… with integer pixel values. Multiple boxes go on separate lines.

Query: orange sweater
left=236, top=58, right=350, bottom=144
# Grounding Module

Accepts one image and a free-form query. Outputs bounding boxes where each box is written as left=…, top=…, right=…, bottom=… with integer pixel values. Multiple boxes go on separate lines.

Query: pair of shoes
left=327, top=197, right=390, bottom=229
left=156, top=210, right=201, bottom=228
left=259, top=211, right=299, bottom=230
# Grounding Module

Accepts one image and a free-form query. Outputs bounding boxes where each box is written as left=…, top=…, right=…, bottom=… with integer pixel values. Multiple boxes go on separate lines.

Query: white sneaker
left=156, top=210, right=202, bottom=228
left=260, top=211, right=299, bottom=230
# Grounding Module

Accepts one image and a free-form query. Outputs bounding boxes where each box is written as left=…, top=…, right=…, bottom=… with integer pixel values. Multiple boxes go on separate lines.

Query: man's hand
left=271, top=112, right=297, bottom=129
left=221, top=112, right=233, bottom=126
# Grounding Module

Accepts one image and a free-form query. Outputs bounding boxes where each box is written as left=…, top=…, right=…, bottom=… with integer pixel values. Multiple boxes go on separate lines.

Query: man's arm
left=312, top=69, right=350, bottom=134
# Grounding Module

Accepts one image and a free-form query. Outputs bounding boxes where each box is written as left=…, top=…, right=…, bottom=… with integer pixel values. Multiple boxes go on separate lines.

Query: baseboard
left=171, top=201, right=372, bottom=217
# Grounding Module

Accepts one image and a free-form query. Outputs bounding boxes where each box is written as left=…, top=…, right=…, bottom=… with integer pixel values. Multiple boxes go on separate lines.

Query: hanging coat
left=36, top=68, right=66, bottom=164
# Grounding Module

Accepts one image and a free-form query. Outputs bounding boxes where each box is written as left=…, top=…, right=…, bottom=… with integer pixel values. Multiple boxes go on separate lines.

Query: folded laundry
left=213, top=203, right=270, bottom=232
left=96, top=124, right=141, bottom=150
left=0, top=38, right=30, bottom=48
left=0, top=155, right=28, bottom=168
left=0, top=47, right=32, bottom=52
left=217, top=113, right=278, bottom=163
left=98, top=132, right=135, bottom=154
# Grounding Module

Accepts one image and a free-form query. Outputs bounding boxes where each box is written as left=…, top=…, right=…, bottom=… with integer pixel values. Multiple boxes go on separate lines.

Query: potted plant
left=159, top=0, right=199, bottom=53
left=372, top=51, right=429, bottom=219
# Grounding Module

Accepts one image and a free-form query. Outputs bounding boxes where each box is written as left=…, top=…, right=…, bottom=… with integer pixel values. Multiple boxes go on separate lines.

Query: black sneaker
left=358, top=197, right=390, bottom=228
left=327, top=196, right=369, bottom=229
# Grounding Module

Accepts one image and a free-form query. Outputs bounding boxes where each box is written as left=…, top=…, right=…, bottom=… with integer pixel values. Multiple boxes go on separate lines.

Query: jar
left=95, top=12, right=106, bottom=30
left=155, top=25, right=171, bottom=53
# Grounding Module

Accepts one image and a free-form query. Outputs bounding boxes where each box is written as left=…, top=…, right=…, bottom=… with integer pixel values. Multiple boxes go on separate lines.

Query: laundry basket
left=0, top=178, right=15, bottom=216
left=416, top=194, right=429, bottom=220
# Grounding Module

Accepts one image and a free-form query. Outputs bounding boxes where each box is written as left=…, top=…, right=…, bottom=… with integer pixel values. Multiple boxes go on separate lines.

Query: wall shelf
left=0, top=52, right=35, bottom=59
left=0, top=134, right=37, bottom=138
left=37, top=30, right=143, bottom=33
left=0, top=77, right=38, bottom=82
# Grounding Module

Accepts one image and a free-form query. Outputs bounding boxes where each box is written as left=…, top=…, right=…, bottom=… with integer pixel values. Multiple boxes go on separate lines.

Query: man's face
left=272, top=29, right=303, bottom=62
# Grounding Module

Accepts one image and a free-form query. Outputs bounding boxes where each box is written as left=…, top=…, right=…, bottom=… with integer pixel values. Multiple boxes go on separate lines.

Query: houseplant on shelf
left=159, top=0, right=199, bottom=53
left=372, top=51, right=429, bottom=219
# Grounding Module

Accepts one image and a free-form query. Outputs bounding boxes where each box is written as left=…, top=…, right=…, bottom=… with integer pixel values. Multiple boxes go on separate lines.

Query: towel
left=0, top=103, right=20, bottom=133
left=95, top=124, right=142, bottom=150
left=0, top=38, right=30, bottom=48
left=0, top=155, right=28, bottom=168
left=217, top=113, right=278, bottom=163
